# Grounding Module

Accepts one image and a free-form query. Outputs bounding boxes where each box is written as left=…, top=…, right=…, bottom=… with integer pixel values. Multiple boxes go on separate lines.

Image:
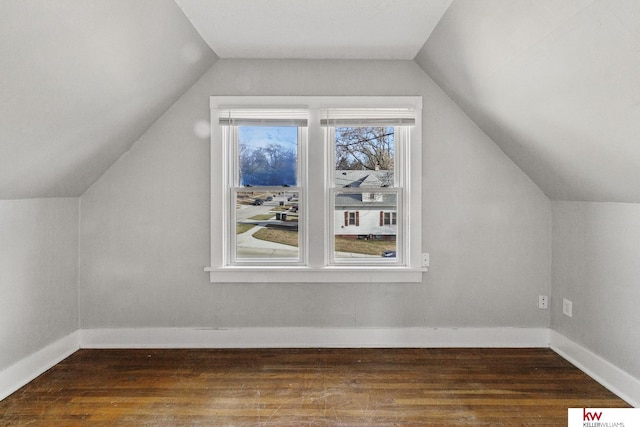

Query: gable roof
left=334, top=171, right=396, bottom=208
left=335, top=170, right=394, bottom=189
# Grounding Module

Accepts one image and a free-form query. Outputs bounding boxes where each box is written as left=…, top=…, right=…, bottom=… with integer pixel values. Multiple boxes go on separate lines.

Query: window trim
left=206, top=96, right=425, bottom=283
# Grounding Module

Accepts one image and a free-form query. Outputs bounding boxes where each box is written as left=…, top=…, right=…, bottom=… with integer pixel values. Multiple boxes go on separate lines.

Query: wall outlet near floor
left=563, top=298, right=573, bottom=317
left=538, top=295, right=548, bottom=309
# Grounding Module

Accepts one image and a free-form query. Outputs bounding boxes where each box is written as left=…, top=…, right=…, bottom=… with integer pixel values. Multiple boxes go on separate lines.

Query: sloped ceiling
left=0, top=0, right=216, bottom=199
left=415, top=0, right=640, bottom=202
left=174, top=0, right=453, bottom=60
left=3, top=0, right=638, bottom=203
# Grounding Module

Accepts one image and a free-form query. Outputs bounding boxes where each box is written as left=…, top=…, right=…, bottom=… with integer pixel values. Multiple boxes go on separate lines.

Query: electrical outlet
left=422, top=253, right=430, bottom=268
left=538, top=295, right=548, bottom=309
left=563, top=298, right=573, bottom=317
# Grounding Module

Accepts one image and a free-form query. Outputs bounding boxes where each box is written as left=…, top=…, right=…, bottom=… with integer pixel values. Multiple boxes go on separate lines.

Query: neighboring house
left=334, top=170, right=397, bottom=240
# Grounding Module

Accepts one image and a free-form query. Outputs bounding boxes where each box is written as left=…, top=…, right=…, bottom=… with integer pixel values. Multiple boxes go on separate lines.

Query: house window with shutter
left=381, top=211, right=397, bottom=226
left=344, top=211, right=359, bottom=226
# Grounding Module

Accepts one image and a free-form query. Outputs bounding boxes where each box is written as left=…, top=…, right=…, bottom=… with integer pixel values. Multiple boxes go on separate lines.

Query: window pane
left=235, top=190, right=299, bottom=260
left=335, top=127, right=394, bottom=188
left=239, top=126, right=298, bottom=186
left=334, top=191, right=397, bottom=260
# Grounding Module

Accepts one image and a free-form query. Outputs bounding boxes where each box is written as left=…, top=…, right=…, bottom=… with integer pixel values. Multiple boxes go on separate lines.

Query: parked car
left=253, top=199, right=264, bottom=205
left=381, top=250, right=396, bottom=258
left=266, top=196, right=273, bottom=201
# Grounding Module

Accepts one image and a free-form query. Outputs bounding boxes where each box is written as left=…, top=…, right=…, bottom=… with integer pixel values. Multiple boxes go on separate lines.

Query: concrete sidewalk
left=236, top=225, right=299, bottom=258
left=235, top=225, right=382, bottom=259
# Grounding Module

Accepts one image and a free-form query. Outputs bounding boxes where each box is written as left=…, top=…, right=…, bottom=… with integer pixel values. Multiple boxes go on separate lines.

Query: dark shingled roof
left=334, top=170, right=396, bottom=208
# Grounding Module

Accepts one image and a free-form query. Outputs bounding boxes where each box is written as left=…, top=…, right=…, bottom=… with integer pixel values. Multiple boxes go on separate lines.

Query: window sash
left=230, top=186, right=304, bottom=265
left=225, top=121, right=306, bottom=266
left=327, top=123, right=406, bottom=266
left=330, top=187, right=403, bottom=265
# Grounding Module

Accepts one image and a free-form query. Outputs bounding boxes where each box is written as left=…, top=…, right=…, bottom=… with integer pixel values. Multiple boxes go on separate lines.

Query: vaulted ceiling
left=2, top=0, right=639, bottom=202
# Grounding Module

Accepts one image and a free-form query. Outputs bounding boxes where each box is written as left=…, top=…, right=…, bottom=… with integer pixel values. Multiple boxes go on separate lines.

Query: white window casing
left=206, top=96, right=424, bottom=283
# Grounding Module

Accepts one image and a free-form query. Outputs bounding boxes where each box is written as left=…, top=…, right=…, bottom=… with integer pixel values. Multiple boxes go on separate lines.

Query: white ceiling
left=416, top=0, right=640, bottom=202
left=0, top=0, right=216, bottom=199
left=174, top=0, right=453, bottom=59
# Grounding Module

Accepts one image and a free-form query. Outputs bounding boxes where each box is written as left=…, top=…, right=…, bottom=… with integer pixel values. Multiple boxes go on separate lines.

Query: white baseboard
left=5, top=328, right=638, bottom=408
left=0, top=327, right=548, bottom=403
left=550, top=330, right=640, bottom=407
left=80, top=326, right=550, bottom=349
left=0, top=331, right=80, bottom=401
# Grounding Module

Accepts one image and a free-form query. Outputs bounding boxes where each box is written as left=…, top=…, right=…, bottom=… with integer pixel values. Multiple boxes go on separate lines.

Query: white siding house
left=334, top=171, right=397, bottom=240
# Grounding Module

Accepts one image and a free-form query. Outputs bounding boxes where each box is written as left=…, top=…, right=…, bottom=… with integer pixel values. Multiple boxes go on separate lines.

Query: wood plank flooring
left=0, top=348, right=630, bottom=426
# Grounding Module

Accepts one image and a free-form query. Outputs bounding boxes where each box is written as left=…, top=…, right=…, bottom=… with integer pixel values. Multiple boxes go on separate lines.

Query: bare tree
left=335, top=127, right=394, bottom=171
left=239, top=143, right=296, bottom=186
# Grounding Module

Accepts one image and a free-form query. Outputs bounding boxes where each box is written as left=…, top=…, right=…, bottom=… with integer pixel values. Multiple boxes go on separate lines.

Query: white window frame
left=327, top=124, right=405, bottom=267
left=227, top=125, right=306, bottom=266
left=206, top=96, right=424, bottom=283
left=348, top=211, right=358, bottom=226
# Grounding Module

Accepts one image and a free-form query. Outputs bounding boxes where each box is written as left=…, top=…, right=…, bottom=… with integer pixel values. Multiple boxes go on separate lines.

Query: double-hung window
left=207, top=96, right=424, bottom=283
left=219, top=109, right=307, bottom=264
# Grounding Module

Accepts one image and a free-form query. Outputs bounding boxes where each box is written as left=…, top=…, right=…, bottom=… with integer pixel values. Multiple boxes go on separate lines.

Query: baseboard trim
left=0, top=331, right=80, bottom=401
left=79, top=326, right=550, bottom=349
left=550, top=330, right=640, bottom=407
left=5, top=328, right=637, bottom=407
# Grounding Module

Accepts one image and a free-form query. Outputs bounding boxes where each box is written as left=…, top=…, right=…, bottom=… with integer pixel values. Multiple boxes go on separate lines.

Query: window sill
left=204, top=266, right=427, bottom=283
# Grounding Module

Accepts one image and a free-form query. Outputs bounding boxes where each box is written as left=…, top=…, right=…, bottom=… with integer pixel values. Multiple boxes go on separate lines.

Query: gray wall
left=552, top=201, right=640, bottom=379
left=0, top=198, right=78, bottom=371
left=78, top=59, right=551, bottom=329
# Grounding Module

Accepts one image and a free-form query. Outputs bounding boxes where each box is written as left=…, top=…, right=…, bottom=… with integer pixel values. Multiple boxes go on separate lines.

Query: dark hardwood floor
left=0, top=348, right=629, bottom=426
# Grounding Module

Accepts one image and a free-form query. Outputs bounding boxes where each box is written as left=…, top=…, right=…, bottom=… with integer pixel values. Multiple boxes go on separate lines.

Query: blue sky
left=238, top=126, right=298, bottom=151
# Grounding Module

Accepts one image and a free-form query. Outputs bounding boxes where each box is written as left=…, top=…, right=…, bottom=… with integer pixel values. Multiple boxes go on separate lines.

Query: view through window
left=208, top=96, right=423, bottom=283
left=234, top=125, right=300, bottom=261
left=333, top=126, right=398, bottom=260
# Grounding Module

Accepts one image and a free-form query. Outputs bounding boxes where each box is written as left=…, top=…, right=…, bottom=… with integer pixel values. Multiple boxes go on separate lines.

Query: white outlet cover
left=563, top=298, right=573, bottom=317
left=538, top=295, right=548, bottom=309
left=422, top=253, right=430, bottom=267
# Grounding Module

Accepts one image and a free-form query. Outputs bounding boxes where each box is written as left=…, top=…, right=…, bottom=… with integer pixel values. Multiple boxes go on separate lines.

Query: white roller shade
left=217, top=108, right=308, bottom=127
left=320, top=108, right=416, bottom=127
